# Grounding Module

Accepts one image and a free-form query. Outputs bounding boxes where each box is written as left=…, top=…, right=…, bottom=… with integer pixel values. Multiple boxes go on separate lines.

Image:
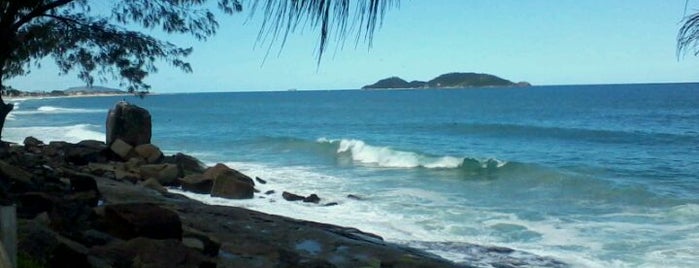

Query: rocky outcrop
left=0, top=140, right=568, bottom=268
left=105, top=101, right=152, bottom=146
left=0, top=102, right=565, bottom=267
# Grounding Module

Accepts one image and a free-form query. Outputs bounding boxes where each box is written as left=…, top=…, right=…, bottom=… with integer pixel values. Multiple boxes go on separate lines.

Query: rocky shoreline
left=0, top=102, right=567, bottom=267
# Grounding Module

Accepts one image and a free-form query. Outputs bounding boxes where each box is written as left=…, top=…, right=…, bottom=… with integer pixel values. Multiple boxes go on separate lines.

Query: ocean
left=5, top=83, right=699, bottom=267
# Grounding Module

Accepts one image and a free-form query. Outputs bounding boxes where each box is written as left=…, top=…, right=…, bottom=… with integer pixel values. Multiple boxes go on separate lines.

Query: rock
left=178, top=174, right=213, bottom=194
left=89, top=237, right=212, bottom=268
left=347, top=194, right=363, bottom=200
left=183, top=227, right=221, bottom=257
left=210, top=175, right=255, bottom=199
left=17, top=220, right=90, bottom=268
left=23, top=136, right=44, bottom=146
left=172, top=153, right=207, bottom=177
left=323, top=202, right=339, bottom=207
left=65, top=141, right=108, bottom=165
left=204, top=163, right=254, bottom=186
left=114, top=169, right=140, bottom=183
left=303, top=194, right=321, bottom=204
left=282, top=191, right=305, bottom=202
left=139, top=164, right=179, bottom=185
left=265, top=190, right=275, bottom=195
left=205, top=163, right=255, bottom=199
left=109, top=138, right=133, bottom=160
left=134, top=143, right=163, bottom=164
left=255, top=176, right=267, bottom=184
left=67, top=172, right=99, bottom=194
left=105, top=101, right=152, bottom=146
left=0, top=160, right=36, bottom=191
left=17, top=192, right=58, bottom=218
left=103, top=203, right=182, bottom=240
left=141, top=178, right=168, bottom=194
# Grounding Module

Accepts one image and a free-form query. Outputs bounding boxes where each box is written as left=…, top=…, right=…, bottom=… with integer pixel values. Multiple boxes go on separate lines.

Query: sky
left=8, top=0, right=699, bottom=92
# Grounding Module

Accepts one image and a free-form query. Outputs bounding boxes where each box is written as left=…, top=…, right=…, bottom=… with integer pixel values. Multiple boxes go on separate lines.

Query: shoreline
left=0, top=136, right=568, bottom=267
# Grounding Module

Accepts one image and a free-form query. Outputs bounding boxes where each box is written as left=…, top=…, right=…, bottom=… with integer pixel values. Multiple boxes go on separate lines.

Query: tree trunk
left=0, top=75, right=13, bottom=143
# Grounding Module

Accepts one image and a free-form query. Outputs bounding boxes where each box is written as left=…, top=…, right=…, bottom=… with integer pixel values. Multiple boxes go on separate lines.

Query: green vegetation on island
left=362, top=72, right=531, bottom=89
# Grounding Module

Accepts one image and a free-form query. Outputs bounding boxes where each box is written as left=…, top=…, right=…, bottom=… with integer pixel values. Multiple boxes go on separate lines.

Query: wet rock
left=211, top=175, right=255, bottom=199
left=178, top=174, right=213, bottom=194
left=105, top=101, right=152, bottom=146
left=134, top=143, right=163, bottom=164
left=255, top=176, right=267, bottom=184
left=169, top=153, right=207, bottom=177
left=265, top=190, right=276, bottom=195
left=204, top=163, right=254, bottom=186
left=303, top=194, right=321, bottom=204
left=282, top=191, right=305, bottom=202
left=104, top=203, right=182, bottom=240
left=323, top=202, right=339, bottom=207
left=347, top=194, right=363, bottom=200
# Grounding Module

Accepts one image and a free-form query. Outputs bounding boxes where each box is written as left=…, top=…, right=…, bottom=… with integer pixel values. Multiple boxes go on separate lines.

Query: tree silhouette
left=0, top=0, right=397, bottom=141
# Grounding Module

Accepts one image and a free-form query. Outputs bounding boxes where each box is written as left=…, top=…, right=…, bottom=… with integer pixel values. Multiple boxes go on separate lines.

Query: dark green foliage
left=363, top=72, right=516, bottom=89
left=1, top=0, right=244, bottom=92
left=427, top=72, right=514, bottom=88
left=363, top=76, right=411, bottom=89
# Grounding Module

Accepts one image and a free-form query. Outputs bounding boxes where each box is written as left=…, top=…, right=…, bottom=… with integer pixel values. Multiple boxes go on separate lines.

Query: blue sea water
left=5, top=83, right=699, bottom=267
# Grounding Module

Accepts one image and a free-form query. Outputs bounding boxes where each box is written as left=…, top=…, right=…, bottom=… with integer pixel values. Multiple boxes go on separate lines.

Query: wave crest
left=319, top=138, right=507, bottom=170
left=13, top=106, right=104, bottom=115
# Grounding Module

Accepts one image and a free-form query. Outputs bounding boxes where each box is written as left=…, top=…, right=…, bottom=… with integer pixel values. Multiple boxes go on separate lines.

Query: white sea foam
left=320, top=138, right=469, bottom=169
left=4, top=124, right=104, bottom=143
left=12, top=105, right=104, bottom=115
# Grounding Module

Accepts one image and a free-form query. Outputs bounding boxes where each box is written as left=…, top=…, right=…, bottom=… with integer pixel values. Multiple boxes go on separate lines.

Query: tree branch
left=11, top=0, right=76, bottom=31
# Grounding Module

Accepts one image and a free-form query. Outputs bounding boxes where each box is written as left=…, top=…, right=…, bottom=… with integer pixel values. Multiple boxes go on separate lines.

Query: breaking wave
left=13, top=105, right=104, bottom=115
left=317, top=138, right=508, bottom=170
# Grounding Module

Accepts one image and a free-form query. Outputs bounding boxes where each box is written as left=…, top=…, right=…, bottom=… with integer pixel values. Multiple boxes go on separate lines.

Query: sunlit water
left=6, top=84, right=699, bottom=267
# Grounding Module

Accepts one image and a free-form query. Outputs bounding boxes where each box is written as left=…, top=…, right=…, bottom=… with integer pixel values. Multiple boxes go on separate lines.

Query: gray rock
left=134, top=143, right=163, bottom=164
left=139, top=163, right=179, bottom=185
left=103, top=203, right=182, bottom=240
left=178, top=174, right=213, bottom=194
left=109, top=138, right=133, bottom=160
left=105, top=101, right=152, bottom=146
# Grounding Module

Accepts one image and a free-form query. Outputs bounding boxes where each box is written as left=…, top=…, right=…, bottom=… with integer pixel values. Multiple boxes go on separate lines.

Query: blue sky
left=8, top=0, right=699, bottom=92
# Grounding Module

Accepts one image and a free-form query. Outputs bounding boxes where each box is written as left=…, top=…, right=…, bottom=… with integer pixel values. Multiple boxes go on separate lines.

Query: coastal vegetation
left=362, top=72, right=531, bottom=89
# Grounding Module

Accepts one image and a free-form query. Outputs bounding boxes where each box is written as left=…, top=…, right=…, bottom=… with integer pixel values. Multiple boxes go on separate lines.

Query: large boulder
left=210, top=176, right=254, bottom=199
left=204, top=163, right=254, bottom=186
left=205, top=163, right=255, bottom=199
left=103, top=203, right=182, bottom=240
left=178, top=175, right=213, bottom=194
left=105, top=101, right=152, bottom=147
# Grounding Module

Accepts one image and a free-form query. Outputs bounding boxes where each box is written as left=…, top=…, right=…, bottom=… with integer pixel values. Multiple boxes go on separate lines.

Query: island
left=362, top=72, right=531, bottom=89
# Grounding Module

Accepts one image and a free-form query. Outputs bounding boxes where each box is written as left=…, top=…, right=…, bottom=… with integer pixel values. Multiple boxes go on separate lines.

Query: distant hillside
left=363, top=72, right=530, bottom=89
left=63, top=86, right=126, bottom=94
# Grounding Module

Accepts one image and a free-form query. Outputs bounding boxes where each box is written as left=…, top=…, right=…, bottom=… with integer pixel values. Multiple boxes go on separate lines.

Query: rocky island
left=362, top=72, right=531, bottom=89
